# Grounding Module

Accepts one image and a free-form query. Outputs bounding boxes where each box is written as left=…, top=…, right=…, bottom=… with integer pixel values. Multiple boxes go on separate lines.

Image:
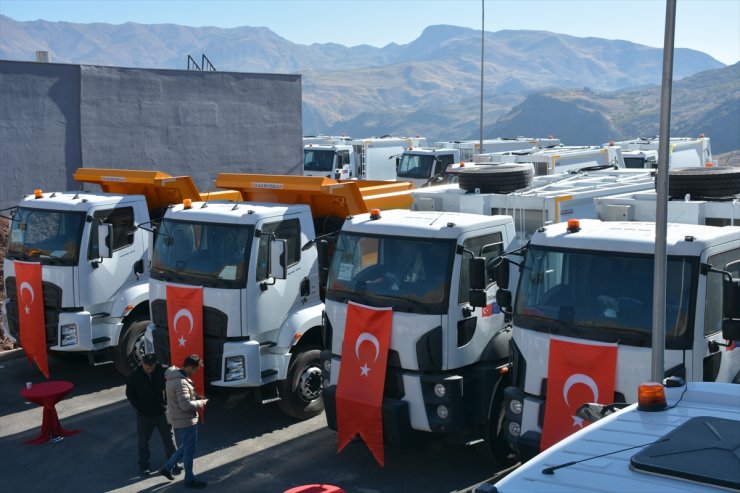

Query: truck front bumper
left=321, top=351, right=468, bottom=444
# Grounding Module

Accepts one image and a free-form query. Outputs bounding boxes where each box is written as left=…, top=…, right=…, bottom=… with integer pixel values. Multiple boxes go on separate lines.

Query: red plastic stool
left=284, top=485, right=345, bottom=493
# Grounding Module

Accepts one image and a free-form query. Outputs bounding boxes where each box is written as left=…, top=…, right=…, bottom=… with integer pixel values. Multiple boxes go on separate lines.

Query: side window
left=436, top=154, right=455, bottom=175
left=705, top=250, right=740, bottom=336
left=256, top=219, right=301, bottom=281
left=88, top=207, right=135, bottom=259
left=458, top=233, right=505, bottom=304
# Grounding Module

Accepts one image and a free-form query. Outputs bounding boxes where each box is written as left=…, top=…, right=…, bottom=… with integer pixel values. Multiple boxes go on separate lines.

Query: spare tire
left=668, top=166, right=740, bottom=199
left=457, top=164, right=534, bottom=193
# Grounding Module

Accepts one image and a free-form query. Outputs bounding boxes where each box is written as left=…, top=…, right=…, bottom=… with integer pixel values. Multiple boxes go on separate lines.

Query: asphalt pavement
left=0, top=352, right=504, bottom=493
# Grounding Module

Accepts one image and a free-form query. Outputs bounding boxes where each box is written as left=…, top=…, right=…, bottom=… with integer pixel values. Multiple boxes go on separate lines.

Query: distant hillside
left=1, top=16, right=735, bottom=149
left=488, top=63, right=740, bottom=153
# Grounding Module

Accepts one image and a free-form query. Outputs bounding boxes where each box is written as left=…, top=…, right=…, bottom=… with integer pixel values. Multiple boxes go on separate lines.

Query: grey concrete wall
left=0, top=61, right=302, bottom=209
left=0, top=61, right=81, bottom=207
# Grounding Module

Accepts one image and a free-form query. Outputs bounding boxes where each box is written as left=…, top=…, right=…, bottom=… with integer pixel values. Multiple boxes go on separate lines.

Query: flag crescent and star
left=166, top=284, right=205, bottom=406
left=540, top=338, right=617, bottom=450
left=14, top=261, right=49, bottom=378
left=336, top=302, right=392, bottom=467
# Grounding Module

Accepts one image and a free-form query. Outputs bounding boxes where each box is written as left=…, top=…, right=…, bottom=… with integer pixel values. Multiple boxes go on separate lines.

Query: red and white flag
left=166, top=284, right=205, bottom=399
left=336, top=302, right=393, bottom=467
left=540, top=338, right=617, bottom=451
left=15, top=261, right=49, bottom=378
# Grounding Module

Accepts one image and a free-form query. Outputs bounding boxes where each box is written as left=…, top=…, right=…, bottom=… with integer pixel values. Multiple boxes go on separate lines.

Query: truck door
left=700, top=250, right=740, bottom=383
left=80, top=206, right=142, bottom=313
left=448, top=232, right=507, bottom=369
left=249, top=218, right=302, bottom=341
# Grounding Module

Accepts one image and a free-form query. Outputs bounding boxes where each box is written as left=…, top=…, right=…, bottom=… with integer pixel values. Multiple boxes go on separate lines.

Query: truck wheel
left=476, top=392, right=516, bottom=466
left=112, top=317, right=148, bottom=376
left=278, top=347, right=325, bottom=420
left=668, top=166, right=740, bottom=199
left=457, top=164, right=533, bottom=194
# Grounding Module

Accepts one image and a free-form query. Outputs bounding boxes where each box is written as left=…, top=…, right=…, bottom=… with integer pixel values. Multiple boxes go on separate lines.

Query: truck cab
left=396, top=148, right=460, bottom=188
left=497, top=219, right=740, bottom=460
left=322, top=209, right=518, bottom=463
left=145, top=174, right=414, bottom=419
left=2, top=169, right=233, bottom=375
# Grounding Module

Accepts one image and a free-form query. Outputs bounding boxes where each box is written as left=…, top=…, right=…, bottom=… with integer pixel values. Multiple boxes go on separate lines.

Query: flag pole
left=651, top=0, right=676, bottom=383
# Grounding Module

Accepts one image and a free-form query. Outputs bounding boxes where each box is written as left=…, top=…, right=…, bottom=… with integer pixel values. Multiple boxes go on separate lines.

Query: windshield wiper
left=5, top=251, right=29, bottom=261
left=39, top=254, right=64, bottom=265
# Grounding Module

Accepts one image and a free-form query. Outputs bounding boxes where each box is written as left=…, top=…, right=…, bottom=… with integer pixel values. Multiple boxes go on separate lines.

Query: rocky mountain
left=1, top=15, right=735, bottom=150
left=489, top=63, right=740, bottom=153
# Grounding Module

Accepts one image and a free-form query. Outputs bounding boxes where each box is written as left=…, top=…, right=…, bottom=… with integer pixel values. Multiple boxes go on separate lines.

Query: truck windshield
left=513, top=246, right=695, bottom=348
left=397, top=154, right=434, bottom=179
left=151, top=219, right=253, bottom=289
left=303, top=149, right=335, bottom=172
left=6, top=207, right=85, bottom=266
left=326, top=232, right=453, bottom=314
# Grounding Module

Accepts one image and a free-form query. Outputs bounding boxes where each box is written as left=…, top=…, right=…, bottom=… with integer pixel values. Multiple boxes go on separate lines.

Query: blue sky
left=2, top=0, right=739, bottom=65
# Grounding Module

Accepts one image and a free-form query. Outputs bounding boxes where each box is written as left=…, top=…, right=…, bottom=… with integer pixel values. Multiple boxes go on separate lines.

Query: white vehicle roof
left=165, top=201, right=310, bottom=225
left=490, top=382, right=740, bottom=493
left=530, top=218, right=740, bottom=256
left=17, top=191, right=144, bottom=212
left=341, top=209, right=514, bottom=240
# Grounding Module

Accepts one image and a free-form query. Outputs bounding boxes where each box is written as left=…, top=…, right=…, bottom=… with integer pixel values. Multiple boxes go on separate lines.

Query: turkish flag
left=336, top=302, right=392, bottom=467
left=15, top=261, right=49, bottom=378
left=166, top=284, right=205, bottom=400
left=540, top=338, right=617, bottom=451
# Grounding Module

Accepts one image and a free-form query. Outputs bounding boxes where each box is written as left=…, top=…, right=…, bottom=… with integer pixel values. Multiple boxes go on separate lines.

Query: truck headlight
left=434, top=383, right=446, bottom=398
left=61, top=324, right=78, bottom=346
left=224, top=356, right=245, bottom=382
left=436, top=405, right=449, bottom=420
left=508, top=421, right=521, bottom=437
left=509, top=399, right=523, bottom=415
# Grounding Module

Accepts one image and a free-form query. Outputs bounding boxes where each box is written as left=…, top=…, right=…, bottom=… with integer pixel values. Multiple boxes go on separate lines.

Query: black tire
left=475, top=390, right=517, bottom=466
left=668, top=166, right=740, bottom=199
left=112, top=317, right=149, bottom=376
left=278, top=347, right=325, bottom=420
left=457, top=164, right=534, bottom=194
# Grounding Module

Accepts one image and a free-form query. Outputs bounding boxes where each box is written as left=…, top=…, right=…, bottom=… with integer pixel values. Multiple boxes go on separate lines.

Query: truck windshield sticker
left=337, top=263, right=353, bottom=281
left=218, top=265, right=237, bottom=280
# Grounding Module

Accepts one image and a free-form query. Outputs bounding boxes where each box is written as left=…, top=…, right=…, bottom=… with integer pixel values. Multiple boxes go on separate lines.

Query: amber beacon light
left=637, top=382, right=668, bottom=412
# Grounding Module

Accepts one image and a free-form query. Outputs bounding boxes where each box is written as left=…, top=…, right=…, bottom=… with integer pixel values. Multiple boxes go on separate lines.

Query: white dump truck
left=436, top=138, right=561, bottom=162
left=144, top=174, right=414, bottom=419
left=2, top=168, right=239, bottom=375
left=494, top=217, right=740, bottom=461
left=413, top=167, right=657, bottom=238
left=321, top=209, right=520, bottom=464
left=475, top=145, right=626, bottom=176
left=610, top=135, right=713, bottom=169
left=303, top=136, right=426, bottom=181
left=395, top=147, right=461, bottom=188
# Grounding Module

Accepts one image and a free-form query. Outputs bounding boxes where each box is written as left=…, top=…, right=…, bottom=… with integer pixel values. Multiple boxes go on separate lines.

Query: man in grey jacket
left=159, top=354, right=208, bottom=489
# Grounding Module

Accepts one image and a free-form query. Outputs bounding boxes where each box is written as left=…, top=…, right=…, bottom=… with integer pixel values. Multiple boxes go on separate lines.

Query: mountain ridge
left=1, top=15, right=736, bottom=151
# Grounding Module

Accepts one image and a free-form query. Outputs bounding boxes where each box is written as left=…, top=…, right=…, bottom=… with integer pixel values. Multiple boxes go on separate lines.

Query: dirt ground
left=0, top=217, right=16, bottom=350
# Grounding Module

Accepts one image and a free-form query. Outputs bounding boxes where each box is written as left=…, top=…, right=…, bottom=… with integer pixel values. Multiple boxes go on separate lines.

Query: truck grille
left=4, top=277, right=62, bottom=345
left=150, top=299, right=228, bottom=382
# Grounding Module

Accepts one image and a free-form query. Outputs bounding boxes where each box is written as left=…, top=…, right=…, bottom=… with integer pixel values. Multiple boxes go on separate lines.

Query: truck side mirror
left=722, top=276, right=740, bottom=341
left=317, top=239, right=330, bottom=293
left=470, top=257, right=487, bottom=290
left=469, top=290, right=488, bottom=308
left=496, top=289, right=512, bottom=313
left=269, top=238, right=287, bottom=280
left=493, top=257, right=510, bottom=290
left=94, top=222, right=113, bottom=259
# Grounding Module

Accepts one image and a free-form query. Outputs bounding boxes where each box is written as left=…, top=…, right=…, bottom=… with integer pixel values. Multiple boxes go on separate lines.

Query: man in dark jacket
left=126, top=353, right=179, bottom=476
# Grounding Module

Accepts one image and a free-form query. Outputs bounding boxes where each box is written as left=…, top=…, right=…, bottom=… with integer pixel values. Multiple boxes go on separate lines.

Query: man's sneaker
left=172, top=465, right=183, bottom=476
left=184, top=479, right=208, bottom=489
left=158, top=468, right=174, bottom=481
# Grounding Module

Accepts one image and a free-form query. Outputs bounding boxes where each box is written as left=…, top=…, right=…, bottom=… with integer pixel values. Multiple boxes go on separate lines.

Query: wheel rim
left=131, top=332, right=146, bottom=367
left=298, top=364, right=323, bottom=402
